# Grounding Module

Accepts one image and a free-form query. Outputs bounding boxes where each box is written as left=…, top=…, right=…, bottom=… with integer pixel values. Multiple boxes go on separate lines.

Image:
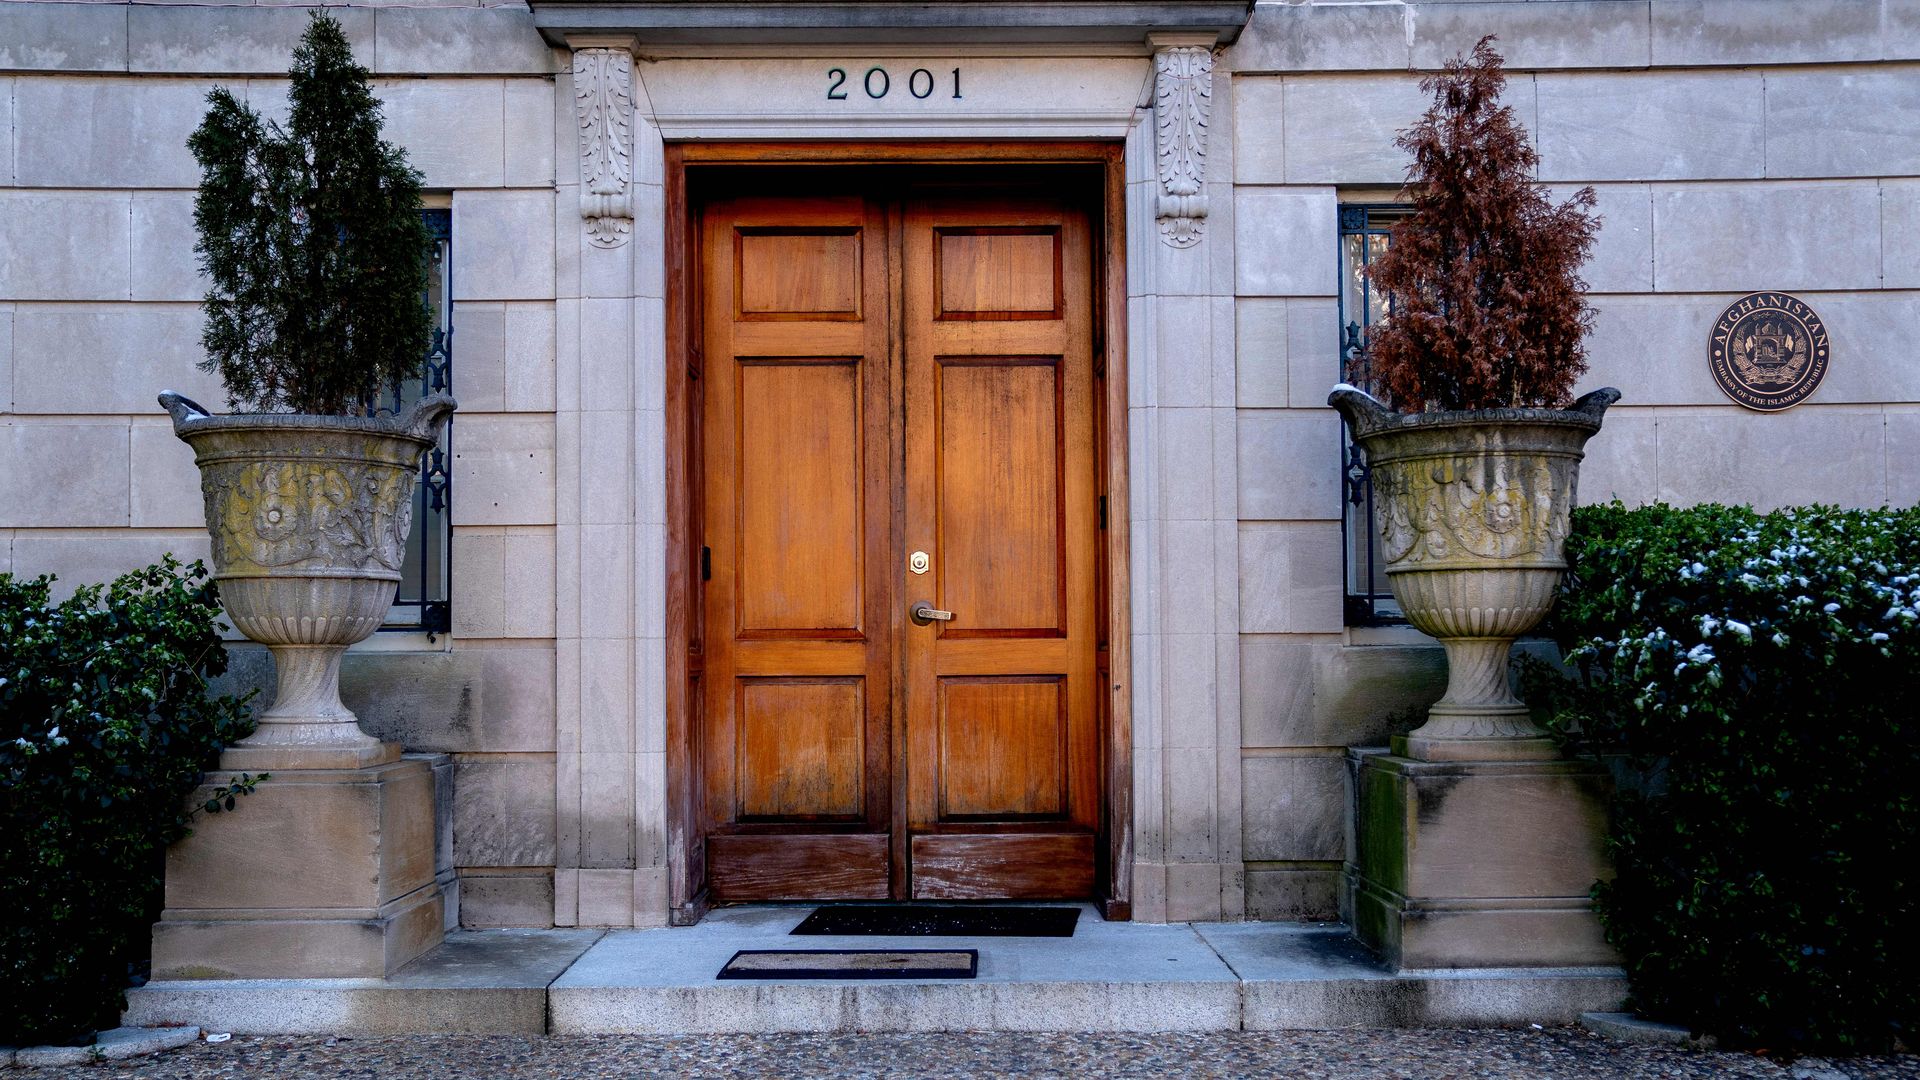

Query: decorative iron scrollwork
left=1340, top=321, right=1371, bottom=508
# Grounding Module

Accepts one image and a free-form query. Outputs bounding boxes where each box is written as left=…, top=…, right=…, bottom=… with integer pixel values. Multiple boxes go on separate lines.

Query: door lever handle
left=910, top=602, right=954, bottom=625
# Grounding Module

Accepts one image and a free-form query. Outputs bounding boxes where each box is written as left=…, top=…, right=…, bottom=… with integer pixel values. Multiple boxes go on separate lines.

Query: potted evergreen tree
left=1328, top=38, right=1620, bottom=761
left=160, top=14, right=454, bottom=769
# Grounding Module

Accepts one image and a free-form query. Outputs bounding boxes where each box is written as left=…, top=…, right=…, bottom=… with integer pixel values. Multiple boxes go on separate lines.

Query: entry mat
left=717, top=949, right=978, bottom=980
left=791, top=904, right=1080, bottom=938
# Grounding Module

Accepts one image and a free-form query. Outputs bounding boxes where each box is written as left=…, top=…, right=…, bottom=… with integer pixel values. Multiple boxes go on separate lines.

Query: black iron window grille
left=371, top=208, right=453, bottom=634
left=1337, top=204, right=1411, bottom=625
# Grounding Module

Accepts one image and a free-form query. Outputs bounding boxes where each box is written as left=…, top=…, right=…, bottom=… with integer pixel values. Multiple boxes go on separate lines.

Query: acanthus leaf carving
left=574, top=46, right=635, bottom=249
left=1153, top=44, right=1213, bottom=249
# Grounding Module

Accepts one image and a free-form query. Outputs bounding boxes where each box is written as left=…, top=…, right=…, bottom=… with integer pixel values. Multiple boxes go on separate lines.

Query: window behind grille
left=372, top=208, right=453, bottom=634
left=1337, top=204, right=1410, bottom=625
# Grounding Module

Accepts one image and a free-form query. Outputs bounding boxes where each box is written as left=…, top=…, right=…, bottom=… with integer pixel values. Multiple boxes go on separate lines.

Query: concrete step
left=126, top=911, right=1628, bottom=1036
left=125, top=929, right=604, bottom=1035
left=1197, top=923, right=1632, bottom=1030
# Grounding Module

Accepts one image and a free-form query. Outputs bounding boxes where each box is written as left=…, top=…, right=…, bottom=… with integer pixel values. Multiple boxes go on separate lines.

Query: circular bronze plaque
left=1708, top=292, right=1829, bottom=411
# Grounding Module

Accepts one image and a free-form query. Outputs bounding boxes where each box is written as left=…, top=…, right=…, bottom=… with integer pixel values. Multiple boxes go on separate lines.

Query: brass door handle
left=910, top=602, right=953, bottom=625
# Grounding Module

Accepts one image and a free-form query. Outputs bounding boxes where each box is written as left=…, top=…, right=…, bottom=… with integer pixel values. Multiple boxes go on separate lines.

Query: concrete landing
left=125, top=910, right=1628, bottom=1035
left=550, top=905, right=1239, bottom=1033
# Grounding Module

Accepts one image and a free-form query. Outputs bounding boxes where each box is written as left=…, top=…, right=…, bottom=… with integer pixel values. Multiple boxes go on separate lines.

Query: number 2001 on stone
left=827, top=67, right=962, bottom=100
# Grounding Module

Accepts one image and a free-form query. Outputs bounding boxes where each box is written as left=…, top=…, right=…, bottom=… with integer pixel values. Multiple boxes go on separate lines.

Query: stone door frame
left=552, top=36, right=1241, bottom=927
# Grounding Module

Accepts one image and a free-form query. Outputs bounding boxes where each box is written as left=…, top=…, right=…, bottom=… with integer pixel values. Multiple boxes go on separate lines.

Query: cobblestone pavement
left=17, top=1030, right=1920, bottom=1079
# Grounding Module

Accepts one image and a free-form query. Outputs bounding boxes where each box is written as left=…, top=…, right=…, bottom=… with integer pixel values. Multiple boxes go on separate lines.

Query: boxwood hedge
left=1533, top=502, right=1920, bottom=1052
left=0, top=558, right=256, bottom=1046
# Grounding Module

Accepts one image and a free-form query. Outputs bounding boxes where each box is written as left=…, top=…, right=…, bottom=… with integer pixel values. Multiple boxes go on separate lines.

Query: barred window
left=373, top=208, right=453, bottom=634
left=1337, top=204, right=1410, bottom=625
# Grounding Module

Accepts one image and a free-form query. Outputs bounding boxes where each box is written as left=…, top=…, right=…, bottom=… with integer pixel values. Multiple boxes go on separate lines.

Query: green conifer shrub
left=1530, top=501, right=1920, bottom=1052
left=188, top=12, right=430, bottom=415
left=0, top=559, right=257, bottom=1045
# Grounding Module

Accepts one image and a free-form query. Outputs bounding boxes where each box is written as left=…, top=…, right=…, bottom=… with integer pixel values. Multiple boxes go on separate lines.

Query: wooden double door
left=697, top=179, right=1104, bottom=901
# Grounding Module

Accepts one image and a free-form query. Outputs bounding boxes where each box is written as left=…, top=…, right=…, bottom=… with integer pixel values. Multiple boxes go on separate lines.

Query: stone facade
left=1, top=0, right=1913, bottom=929
left=1224, top=0, right=1918, bottom=920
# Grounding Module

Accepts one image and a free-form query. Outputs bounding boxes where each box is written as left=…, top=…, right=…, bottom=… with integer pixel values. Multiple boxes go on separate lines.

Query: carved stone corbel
left=1152, top=43, right=1213, bottom=248
left=573, top=43, right=635, bottom=248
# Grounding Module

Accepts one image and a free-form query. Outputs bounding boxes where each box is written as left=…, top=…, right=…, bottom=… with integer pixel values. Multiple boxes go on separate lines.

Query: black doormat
left=717, top=949, right=978, bottom=980
left=791, top=904, right=1080, bottom=937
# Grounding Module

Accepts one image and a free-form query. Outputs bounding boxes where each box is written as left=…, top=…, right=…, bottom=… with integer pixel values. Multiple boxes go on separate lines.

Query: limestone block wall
left=5, top=0, right=1917, bottom=931
left=1223, top=0, right=1920, bottom=918
left=0, top=0, right=567, bottom=929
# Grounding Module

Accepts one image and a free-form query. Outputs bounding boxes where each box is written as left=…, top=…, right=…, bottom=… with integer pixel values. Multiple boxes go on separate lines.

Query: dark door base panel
left=910, top=833, right=1097, bottom=899
left=707, top=834, right=890, bottom=901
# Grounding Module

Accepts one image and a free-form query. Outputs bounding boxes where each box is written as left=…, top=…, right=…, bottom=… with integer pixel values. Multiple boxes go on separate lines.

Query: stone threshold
left=124, top=908, right=1627, bottom=1035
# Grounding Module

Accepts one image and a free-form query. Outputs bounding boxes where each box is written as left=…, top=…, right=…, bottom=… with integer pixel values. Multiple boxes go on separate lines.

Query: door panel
left=937, top=676, right=1067, bottom=819
left=905, top=197, right=1100, bottom=899
left=734, top=358, right=864, bottom=635
left=910, top=834, right=1097, bottom=900
left=935, top=358, right=1065, bottom=635
left=935, top=227, right=1062, bottom=319
left=736, top=678, right=865, bottom=820
left=706, top=834, right=890, bottom=900
left=736, top=229, right=862, bottom=319
left=701, top=196, right=894, bottom=900
left=700, top=184, right=1100, bottom=902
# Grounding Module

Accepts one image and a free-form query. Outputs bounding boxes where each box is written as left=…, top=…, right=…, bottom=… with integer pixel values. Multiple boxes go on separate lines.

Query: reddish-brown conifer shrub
left=1363, top=37, right=1600, bottom=412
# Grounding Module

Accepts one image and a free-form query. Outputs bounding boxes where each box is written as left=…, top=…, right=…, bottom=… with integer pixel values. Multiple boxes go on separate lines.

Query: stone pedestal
left=151, top=751, right=447, bottom=980
left=1344, top=747, right=1617, bottom=970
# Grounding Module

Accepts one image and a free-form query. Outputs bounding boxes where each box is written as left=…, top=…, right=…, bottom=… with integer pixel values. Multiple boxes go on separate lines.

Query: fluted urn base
left=220, top=576, right=404, bottom=770
left=1394, top=566, right=1566, bottom=761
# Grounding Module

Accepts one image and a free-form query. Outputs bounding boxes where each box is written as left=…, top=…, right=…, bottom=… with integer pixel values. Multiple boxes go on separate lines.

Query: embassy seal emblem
left=1709, top=292, right=1829, bottom=412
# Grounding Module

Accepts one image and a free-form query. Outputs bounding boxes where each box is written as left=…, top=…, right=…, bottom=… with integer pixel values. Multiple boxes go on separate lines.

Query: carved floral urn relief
left=160, top=391, right=456, bottom=769
left=1329, top=386, right=1619, bottom=761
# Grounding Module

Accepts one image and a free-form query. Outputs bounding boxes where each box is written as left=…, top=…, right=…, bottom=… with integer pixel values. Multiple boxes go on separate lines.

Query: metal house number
left=826, top=66, right=963, bottom=101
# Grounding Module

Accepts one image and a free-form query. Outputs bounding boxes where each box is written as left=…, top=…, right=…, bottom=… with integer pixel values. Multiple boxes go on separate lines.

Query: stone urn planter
left=159, top=390, right=456, bottom=769
left=1329, top=385, right=1620, bottom=761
